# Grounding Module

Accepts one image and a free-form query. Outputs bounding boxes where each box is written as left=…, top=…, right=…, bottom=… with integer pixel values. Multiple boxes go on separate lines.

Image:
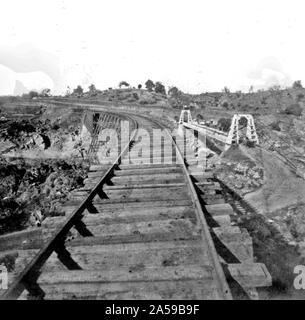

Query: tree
left=218, top=118, right=232, bottom=132
left=221, top=100, right=229, bottom=109
left=145, top=79, right=155, bottom=92
left=119, top=81, right=130, bottom=88
left=222, top=87, right=230, bottom=94
left=88, top=84, right=97, bottom=96
left=29, top=91, right=39, bottom=99
left=196, top=114, right=204, bottom=123
left=239, top=117, right=248, bottom=127
left=168, top=86, right=180, bottom=98
left=138, top=84, right=142, bottom=89
left=292, top=80, right=303, bottom=89
left=40, top=88, right=51, bottom=97
left=155, top=82, right=166, bottom=95
left=73, top=85, right=84, bottom=96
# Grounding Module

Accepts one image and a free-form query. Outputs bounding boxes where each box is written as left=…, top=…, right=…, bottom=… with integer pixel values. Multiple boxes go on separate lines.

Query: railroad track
left=0, top=109, right=271, bottom=300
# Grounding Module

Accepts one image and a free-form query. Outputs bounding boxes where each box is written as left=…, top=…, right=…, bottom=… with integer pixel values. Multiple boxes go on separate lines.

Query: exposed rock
left=32, top=133, right=45, bottom=149
left=216, top=155, right=263, bottom=195
left=0, top=158, right=89, bottom=235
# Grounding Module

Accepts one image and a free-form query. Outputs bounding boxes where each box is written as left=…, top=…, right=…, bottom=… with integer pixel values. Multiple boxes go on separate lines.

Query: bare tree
left=222, top=86, right=230, bottom=94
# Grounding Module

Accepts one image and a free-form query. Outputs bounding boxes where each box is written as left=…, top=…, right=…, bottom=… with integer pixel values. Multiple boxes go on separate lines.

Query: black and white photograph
left=0, top=0, right=305, bottom=304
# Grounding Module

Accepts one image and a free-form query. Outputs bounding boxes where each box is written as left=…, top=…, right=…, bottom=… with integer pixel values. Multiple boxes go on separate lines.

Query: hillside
left=2, top=85, right=305, bottom=244
left=67, top=88, right=170, bottom=108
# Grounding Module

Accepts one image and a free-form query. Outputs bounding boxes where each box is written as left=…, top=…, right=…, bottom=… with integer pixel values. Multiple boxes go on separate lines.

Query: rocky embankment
left=213, top=145, right=264, bottom=195
left=0, top=103, right=91, bottom=236
left=0, top=118, right=87, bottom=159
left=210, top=144, right=305, bottom=298
left=0, top=157, right=89, bottom=236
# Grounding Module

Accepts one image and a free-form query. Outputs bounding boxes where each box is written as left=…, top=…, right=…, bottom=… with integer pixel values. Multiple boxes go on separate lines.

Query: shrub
left=221, top=100, right=229, bottom=109
left=292, top=80, right=303, bottom=89
left=296, top=93, right=304, bottom=102
left=270, top=121, right=281, bottom=131
left=196, top=114, right=204, bottom=122
left=245, top=139, right=256, bottom=148
left=139, top=97, right=156, bottom=105
left=139, top=99, right=148, bottom=105
left=235, top=91, right=242, bottom=98
left=284, top=103, right=302, bottom=116
left=218, top=118, right=231, bottom=132
left=29, top=91, right=39, bottom=99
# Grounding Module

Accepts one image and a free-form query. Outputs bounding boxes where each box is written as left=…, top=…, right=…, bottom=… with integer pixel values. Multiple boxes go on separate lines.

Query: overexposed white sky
left=0, top=0, right=305, bottom=95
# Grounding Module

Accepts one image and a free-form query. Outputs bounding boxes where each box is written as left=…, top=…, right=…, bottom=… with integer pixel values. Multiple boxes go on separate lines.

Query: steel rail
left=2, top=106, right=232, bottom=300
left=171, top=135, right=232, bottom=299
left=138, top=115, right=233, bottom=299
left=1, top=113, right=138, bottom=300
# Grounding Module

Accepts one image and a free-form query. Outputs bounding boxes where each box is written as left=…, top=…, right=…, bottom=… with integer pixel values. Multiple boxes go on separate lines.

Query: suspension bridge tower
left=226, top=114, right=259, bottom=145
left=179, top=106, right=193, bottom=124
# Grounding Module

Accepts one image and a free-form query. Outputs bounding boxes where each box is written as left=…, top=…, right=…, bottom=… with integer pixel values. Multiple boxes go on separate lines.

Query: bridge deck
left=182, top=122, right=229, bottom=144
